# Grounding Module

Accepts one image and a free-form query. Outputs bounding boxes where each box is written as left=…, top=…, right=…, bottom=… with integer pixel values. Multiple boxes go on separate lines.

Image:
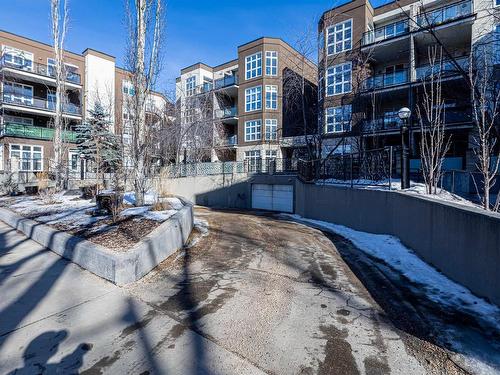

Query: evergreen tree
left=76, top=102, right=122, bottom=190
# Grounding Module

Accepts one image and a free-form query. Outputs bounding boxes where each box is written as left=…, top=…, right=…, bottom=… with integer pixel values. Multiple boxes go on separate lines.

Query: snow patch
left=186, top=217, right=209, bottom=248
left=123, top=191, right=158, bottom=206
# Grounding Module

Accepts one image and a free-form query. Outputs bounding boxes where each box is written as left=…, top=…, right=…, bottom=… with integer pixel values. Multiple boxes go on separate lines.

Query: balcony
left=1, top=122, right=79, bottom=142
left=1, top=94, right=82, bottom=117
left=362, top=20, right=410, bottom=46
left=416, top=0, right=473, bottom=29
left=416, top=56, right=469, bottom=80
left=362, top=69, right=409, bottom=91
left=215, top=106, right=238, bottom=119
left=0, top=57, right=82, bottom=85
left=214, top=75, right=238, bottom=90
left=216, top=135, right=238, bottom=147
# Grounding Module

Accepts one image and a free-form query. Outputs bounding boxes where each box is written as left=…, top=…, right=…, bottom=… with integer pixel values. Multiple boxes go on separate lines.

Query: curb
left=0, top=197, right=194, bottom=285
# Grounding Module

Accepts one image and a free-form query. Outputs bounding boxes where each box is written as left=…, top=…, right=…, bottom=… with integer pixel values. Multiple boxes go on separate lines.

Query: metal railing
left=1, top=94, right=82, bottom=115
left=416, top=0, right=473, bottom=28
left=215, top=135, right=238, bottom=147
left=0, top=57, right=82, bottom=84
left=362, top=19, right=410, bottom=46
left=416, top=56, right=469, bottom=80
left=1, top=122, right=79, bottom=142
left=214, top=75, right=238, bottom=89
left=362, top=69, right=409, bottom=91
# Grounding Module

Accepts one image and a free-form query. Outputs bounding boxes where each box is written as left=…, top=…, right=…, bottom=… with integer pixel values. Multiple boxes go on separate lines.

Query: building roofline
left=82, top=48, right=116, bottom=61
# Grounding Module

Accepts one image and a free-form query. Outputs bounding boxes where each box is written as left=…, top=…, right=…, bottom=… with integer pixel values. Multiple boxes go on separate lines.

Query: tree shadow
left=6, top=330, right=91, bottom=374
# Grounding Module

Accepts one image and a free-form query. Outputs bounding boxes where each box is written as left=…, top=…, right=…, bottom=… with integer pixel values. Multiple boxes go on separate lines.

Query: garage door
left=251, top=184, right=293, bottom=213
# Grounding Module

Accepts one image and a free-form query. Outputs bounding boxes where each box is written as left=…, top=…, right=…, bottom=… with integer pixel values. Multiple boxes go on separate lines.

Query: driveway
left=0, top=207, right=480, bottom=374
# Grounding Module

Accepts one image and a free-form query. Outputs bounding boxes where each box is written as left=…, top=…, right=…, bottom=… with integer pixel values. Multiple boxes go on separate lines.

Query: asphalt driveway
left=0, top=207, right=482, bottom=374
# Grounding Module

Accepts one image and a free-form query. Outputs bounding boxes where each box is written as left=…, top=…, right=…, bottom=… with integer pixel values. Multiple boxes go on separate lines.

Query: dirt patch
left=317, top=325, right=360, bottom=375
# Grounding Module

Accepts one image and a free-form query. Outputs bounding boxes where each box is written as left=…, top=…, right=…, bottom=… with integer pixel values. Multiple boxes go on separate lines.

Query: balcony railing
left=1, top=94, right=82, bottom=116
left=215, top=106, right=238, bottom=119
left=362, top=19, right=410, bottom=46
left=362, top=69, right=409, bottom=91
left=214, top=75, right=238, bottom=90
left=0, top=57, right=82, bottom=84
left=1, top=122, right=79, bottom=142
left=416, top=0, right=473, bottom=28
left=216, top=135, right=238, bottom=147
left=416, top=56, right=469, bottom=80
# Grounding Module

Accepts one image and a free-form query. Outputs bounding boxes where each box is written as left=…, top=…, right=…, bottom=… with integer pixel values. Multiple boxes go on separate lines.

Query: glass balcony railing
left=214, top=75, right=238, bottom=89
left=1, top=122, right=79, bottom=142
left=416, top=0, right=473, bottom=28
left=1, top=94, right=82, bottom=116
left=362, top=20, right=410, bottom=46
left=416, top=56, right=469, bottom=80
left=0, top=57, right=82, bottom=84
left=362, top=69, right=409, bottom=91
left=215, top=106, right=238, bottom=119
left=216, top=135, right=238, bottom=146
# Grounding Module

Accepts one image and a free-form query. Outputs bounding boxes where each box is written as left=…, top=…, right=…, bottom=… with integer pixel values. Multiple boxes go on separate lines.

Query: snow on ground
left=186, top=217, right=209, bottom=248
left=318, top=179, right=481, bottom=210
left=121, top=206, right=178, bottom=222
left=284, top=214, right=500, bottom=330
left=283, top=214, right=500, bottom=375
left=123, top=191, right=158, bottom=206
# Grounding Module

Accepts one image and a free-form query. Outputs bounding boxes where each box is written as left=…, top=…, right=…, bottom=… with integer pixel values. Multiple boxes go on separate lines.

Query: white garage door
left=251, top=184, right=293, bottom=213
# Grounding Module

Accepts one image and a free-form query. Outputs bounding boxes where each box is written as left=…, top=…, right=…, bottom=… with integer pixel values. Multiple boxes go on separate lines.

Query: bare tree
left=50, top=0, right=68, bottom=190
left=416, top=47, right=451, bottom=194
left=469, top=48, right=500, bottom=211
left=125, top=0, right=165, bottom=206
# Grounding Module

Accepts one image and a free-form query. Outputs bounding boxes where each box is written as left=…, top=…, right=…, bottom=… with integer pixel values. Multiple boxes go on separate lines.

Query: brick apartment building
left=175, top=37, right=318, bottom=164
left=0, top=29, right=167, bottom=176
left=318, top=0, right=499, bottom=170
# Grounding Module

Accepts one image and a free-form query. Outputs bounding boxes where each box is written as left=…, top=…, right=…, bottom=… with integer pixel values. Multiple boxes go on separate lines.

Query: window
left=245, top=150, right=261, bottom=172
left=2, top=46, right=33, bottom=71
left=3, top=82, right=34, bottom=105
left=185, top=76, right=196, bottom=96
left=318, top=70, right=324, bottom=100
left=47, top=58, right=79, bottom=82
left=245, top=86, right=262, bottom=112
left=265, top=150, right=277, bottom=159
left=47, top=91, right=56, bottom=111
left=265, top=51, right=277, bottom=76
left=245, top=52, right=262, bottom=80
left=3, top=115, right=33, bottom=126
left=265, top=119, right=277, bottom=140
left=325, top=105, right=352, bottom=133
left=326, top=62, right=351, bottom=96
left=123, top=81, right=135, bottom=96
left=496, top=25, right=500, bottom=63
left=265, top=85, right=278, bottom=109
left=327, top=19, right=352, bottom=55
left=318, top=31, right=325, bottom=58
left=9, top=144, right=43, bottom=171
left=496, top=0, right=500, bottom=6
left=245, top=119, right=262, bottom=141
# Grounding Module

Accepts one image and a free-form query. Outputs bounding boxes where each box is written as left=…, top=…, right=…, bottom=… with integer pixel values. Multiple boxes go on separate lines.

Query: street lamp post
left=398, top=107, right=411, bottom=189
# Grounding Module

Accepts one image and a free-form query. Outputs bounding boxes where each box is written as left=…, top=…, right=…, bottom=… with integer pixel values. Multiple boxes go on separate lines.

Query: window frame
left=326, top=19, right=353, bottom=56
left=9, top=144, right=43, bottom=172
left=2, top=46, right=34, bottom=71
left=325, top=105, right=352, bottom=134
left=326, top=62, right=352, bottom=96
left=245, top=86, right=262, bottom=112
left=185, top=76, right=196, bottom=96
left=245, top=52, right=262, bottom=80
left=265, top=85, right=278, bottom=110
left=244, top=119, right=262, bottom=142
left=265, top=51, right=278, bottom=76
left=3, top=81, right=34, bottom=105
left=265, top=118, right=278, bottom=140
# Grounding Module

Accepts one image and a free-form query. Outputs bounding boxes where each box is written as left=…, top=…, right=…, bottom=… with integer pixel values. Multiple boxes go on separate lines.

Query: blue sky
left=1, top=0, right=391, bottom=95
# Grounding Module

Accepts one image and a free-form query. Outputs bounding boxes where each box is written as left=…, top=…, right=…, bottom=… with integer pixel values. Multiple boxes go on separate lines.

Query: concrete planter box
left=0, top=198, right=193, bottom=285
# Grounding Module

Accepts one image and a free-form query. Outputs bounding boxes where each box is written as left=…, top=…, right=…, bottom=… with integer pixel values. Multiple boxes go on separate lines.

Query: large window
left=185, top=76, right=196, bottom=96
left=245, top=119, right=262, bottom=141
left=265, top=51, right=278, bottom=76
left=245, top=86, right=262, bottom=112
left=245, top=52, right=262, bottom=80
left=326, top=62, right=352, bottom=96
left=3, top=82, right=34, bottom=105
left=265, top=119, right=278, bottom=140
left=2, top=46, right=33, bottom=71
left=265, top=85, right=278, bottom=109
left=123, top=81, right=135, bottom=96
left=245, top=150, right=261, bottom=172
left=9, top=144, right=43, bottom=171
left=325, top=105, right=352, bottom=133
left=327, top=19, right=352, bottom=55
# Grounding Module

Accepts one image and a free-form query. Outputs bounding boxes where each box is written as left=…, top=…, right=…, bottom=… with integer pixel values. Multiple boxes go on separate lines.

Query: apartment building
left=175, top=37, right=317, bottom=165
left=0, top=29, right=167, bottom=175
left=318, top=0, right=499, bottom=169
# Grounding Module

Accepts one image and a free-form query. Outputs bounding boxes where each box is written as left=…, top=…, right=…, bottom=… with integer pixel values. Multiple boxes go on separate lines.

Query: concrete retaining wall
left=295, top=180, right=500, bottom=306
left=0, top=198, right=193, bottom=285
